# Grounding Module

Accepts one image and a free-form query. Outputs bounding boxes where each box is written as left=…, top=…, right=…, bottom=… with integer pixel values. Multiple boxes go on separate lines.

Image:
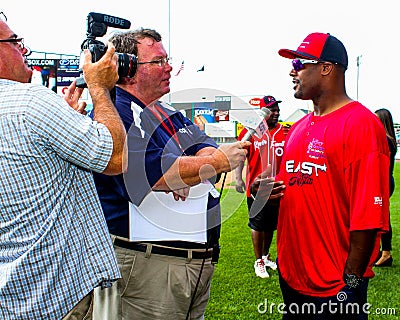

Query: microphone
left=240, top=107, right=271, bottom=142
left=88, top=12, right=131, bottom=30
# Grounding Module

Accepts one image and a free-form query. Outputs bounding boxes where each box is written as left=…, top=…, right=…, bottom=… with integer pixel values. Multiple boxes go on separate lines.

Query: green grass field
left=205, top=162, right=400, bottom=319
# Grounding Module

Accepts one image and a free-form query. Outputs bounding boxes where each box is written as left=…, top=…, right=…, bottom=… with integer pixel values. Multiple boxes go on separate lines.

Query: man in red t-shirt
left=256, top=33, right=390, bottom=319
left=236, top=95, right=286, bottom=278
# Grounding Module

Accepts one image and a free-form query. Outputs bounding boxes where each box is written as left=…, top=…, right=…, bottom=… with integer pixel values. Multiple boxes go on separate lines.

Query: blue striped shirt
left=0, top=80, right=121, bottom=319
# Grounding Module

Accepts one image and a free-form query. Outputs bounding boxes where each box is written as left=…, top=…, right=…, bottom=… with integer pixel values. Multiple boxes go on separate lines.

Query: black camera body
left=76, top=12, right=137, bottom=88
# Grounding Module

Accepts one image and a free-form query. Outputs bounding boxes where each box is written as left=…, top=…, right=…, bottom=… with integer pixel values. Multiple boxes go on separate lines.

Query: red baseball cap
left=260, top=95, right=281, bottom=108
left=278, top=32, right=348, bottom=69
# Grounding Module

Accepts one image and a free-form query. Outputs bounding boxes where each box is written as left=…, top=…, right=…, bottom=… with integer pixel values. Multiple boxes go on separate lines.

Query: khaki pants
left=93, top=243, right=214, bottom=320
left=63, top=291, right=94, bottom=320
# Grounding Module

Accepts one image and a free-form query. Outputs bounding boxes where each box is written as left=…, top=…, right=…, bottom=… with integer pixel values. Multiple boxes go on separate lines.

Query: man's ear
left=321, top=62, right=334, bottom=76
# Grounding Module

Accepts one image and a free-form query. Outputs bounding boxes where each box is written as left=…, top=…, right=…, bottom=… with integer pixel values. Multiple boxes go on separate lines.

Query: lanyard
left=148, top=104, right=184, bottom=152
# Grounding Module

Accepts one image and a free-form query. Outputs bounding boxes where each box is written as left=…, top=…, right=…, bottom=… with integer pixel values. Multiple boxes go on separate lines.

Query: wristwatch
left=343, top=273, right=363, bottom=289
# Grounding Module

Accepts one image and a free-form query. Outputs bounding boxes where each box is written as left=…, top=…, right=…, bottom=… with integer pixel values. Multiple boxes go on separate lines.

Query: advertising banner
left=28, top=59, right=57, bottom=92
left=28, top=58, right=81, bottom=93
left=193, top=102, right=215, bottom=130
left=57, top=58, right=81, bottom=87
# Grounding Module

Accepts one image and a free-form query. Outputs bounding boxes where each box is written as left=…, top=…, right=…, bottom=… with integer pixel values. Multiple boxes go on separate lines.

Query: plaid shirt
left=0, top=80, right=121, bottom=319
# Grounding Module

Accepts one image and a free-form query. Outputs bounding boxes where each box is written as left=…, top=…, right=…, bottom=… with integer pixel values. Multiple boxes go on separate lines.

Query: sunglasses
left=292, top=58, right=321, bottom=72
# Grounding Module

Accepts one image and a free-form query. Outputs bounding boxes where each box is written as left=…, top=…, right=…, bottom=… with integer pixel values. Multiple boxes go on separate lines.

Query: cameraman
left=91, top=28, right=250, bottom=320
left=0, top=17, right=126, bottom=319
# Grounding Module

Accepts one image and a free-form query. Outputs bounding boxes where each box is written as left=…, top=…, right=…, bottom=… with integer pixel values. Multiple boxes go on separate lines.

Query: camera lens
left=117, top=53, right=137, bottom=79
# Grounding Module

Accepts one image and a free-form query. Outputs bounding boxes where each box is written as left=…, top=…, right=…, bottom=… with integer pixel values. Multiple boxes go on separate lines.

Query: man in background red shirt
left=236, top=95, right=286, bottom=278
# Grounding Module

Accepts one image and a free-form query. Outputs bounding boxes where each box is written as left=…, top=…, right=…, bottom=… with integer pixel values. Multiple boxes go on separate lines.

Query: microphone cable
left=185, top=244, right=208, bottom=320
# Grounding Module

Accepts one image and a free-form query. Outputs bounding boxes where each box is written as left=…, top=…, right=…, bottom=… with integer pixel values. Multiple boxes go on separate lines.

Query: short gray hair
left=108, top=28, right=162, bottom=56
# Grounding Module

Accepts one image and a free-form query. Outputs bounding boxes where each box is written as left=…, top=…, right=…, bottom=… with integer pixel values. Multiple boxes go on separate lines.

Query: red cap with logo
left=260, top=95, right=282, bottom=108
left=278, top=32, right=348, bottom=69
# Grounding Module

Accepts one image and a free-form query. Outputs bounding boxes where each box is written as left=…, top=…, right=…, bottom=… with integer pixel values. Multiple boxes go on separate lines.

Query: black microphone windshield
left=88, top=12, right=131, bottom=29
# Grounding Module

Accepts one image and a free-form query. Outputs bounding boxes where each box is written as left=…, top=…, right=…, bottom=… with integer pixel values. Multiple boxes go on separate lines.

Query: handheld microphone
left=240, top=107, right=271, bottom=142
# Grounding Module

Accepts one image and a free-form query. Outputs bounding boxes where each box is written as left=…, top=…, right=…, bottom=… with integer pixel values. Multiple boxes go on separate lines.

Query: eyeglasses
left=137, top=57, right=172, bottom=67
left=0, top=37, right=31, bottom=56
left=291, top=58, right=321, bottom=72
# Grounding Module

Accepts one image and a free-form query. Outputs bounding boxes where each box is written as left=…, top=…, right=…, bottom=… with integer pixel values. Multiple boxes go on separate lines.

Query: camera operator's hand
left=82, top=42, right=119, bottom=91
left=80, top=42, right=127, bottom=175
left=63, top=79, right=87, bottom=114
left=212, top=141, right=251, bottom=173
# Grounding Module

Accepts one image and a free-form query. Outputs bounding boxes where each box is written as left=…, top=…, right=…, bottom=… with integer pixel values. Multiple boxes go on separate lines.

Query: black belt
left=114, top=238, right=212, bottom=259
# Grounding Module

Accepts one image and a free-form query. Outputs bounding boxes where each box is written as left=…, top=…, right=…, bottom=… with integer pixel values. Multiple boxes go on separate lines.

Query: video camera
left=76, top=12, right=137, bottom=88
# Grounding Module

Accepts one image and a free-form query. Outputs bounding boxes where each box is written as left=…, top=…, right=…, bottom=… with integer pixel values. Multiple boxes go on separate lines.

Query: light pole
left=356, top=55, right=362, bottom=100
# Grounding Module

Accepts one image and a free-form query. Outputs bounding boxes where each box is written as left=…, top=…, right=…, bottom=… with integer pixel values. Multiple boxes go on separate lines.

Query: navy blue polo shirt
left=91, top=87, right=221, bottom=245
